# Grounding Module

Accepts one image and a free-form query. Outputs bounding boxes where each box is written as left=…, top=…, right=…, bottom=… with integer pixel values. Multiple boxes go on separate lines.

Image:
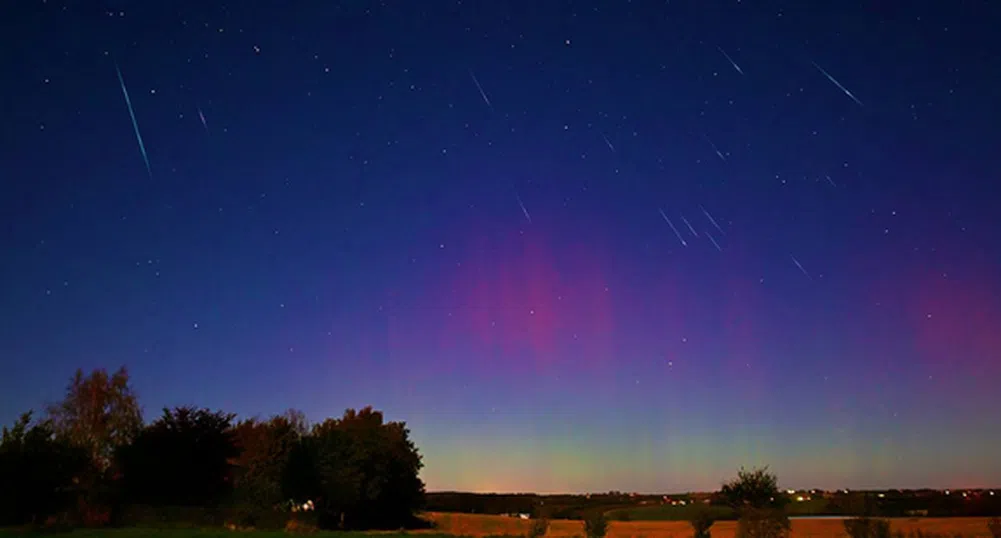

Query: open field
left=423, top=512, right=998, bottom=538
left=1, top=513, right=996, bottom=538
left=606, top=500, right=836, bottom=521
left=0, top=528, right=432, bottom=532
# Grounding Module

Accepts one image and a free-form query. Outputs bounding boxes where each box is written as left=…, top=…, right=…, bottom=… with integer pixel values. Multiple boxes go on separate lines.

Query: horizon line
left=426, top=487, right=1000, bottom=496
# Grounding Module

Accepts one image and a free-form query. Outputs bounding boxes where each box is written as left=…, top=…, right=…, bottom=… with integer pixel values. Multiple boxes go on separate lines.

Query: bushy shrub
left=528, top=516, right=550, bottom=538
left=844, top=517, right=891, bottom=538
left=584, top=512, right=608, bottom=538
left=690, top=507, right=716, bottom=538
left=286, top=516, right=319, bottom=534
left=735, top=507, right=791, bottom=538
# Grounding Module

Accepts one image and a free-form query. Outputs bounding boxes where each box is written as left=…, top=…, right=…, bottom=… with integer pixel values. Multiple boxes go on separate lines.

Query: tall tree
left=232, top=410, right=308, bottom=515
left=117, top=406, right=238, bottom=507
left=719, top=467, right=790, bottom=538
left=285, top=406, right=425, bottom=530
left=720, top=466, right=788, bottom=511
left=0, top=411, right=90, bottom=525
left=47, top=367, right=143, bottom=471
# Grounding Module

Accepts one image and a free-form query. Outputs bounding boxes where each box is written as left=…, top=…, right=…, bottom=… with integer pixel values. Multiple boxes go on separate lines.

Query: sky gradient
left=2, top=0, right=1000, bottom=493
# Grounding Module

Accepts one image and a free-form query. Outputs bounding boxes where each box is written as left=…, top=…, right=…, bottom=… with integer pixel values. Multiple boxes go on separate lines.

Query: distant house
left=518, top=513, right=530, bottom=520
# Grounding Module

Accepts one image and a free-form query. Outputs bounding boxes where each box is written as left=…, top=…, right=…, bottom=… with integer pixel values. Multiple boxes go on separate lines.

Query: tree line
left=0, top=367, right=426, bottom=531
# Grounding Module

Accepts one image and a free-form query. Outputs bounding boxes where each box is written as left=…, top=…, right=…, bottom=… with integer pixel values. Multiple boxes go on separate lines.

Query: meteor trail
left=701, top=133, right=726, bottom=161
left=705, top=231, right=723, bottom=252
left=716, top=46, right=744, bottom=75
left=680, top=215, right=698, bottom=237
left=791, top=255, right=813, bottom=280
left=469, top=70, right=492, bottom=109
left=114, top=63, right=152, bottom=178
left=700, top=205, right=725, bottom=236
left=197, top=105, right=209, bottom=133
left=515, top=192, right=532, bottom=224
left=811, top=61, right=863, bottom=107
left=601, top=134, right=615, bottom=153
left=659, top=209, right=687, bottom=247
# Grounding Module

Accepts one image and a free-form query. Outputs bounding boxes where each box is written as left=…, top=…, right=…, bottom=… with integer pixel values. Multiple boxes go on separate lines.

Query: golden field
left=420, top=512, right=997, bottom=538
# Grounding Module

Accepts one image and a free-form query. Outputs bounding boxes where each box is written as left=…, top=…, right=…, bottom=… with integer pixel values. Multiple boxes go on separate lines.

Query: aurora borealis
left=2, top=1, right=1000, bottom=493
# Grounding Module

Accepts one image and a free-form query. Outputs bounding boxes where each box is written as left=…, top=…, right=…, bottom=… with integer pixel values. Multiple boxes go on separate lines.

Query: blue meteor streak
left=114, top=63, right=152, bottom=178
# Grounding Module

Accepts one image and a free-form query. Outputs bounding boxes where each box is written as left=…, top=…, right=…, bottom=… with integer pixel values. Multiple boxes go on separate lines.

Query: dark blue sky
left=2, top=0, right=1000, bottom=493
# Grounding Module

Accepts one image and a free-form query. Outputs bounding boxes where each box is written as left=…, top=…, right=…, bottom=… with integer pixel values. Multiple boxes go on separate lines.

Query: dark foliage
left=283, top=406, right=426, bottom=530
left=720, top=467, right=788, bottom=512
left=117, top=406, right=239, bottom=507
left=690, top=506, right=716, bottom=538
left=0, top=411, right=91, bottom=526
left=230, top=410, right=308, bottom=525
left=720, top=467, right=790, bottom=538
left=47, top=367, right=143, bottom=471
left=425, top=492, right=539, bottom=514
left=734, top=507, right=791, bottom=538
left=584, top=511, right=608, bottom=538
left=529, top=516, right=550, bottom=538
left=844, top=517, right=892, bottom=538
left=8, top=370, right=426, bottom=531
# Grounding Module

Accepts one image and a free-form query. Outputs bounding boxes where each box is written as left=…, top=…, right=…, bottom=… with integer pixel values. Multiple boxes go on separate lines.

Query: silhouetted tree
left=284, top=406, right=425, bottom=530
left=584, top=511, right=608, bottom=538
left=231, top=410, right=308, bottom=521
left=529, top=515, right=550, bottom=538
left=720, top=467, right=790, bottom=538
left=117, top=406, right=238, bottom=507
left=47, top=367, right=143, bottom=471
left=45, top=368, right=142, bottom=526
left=690, top=506, right=716, bottom=538
left=0, top=411, right=90, bottom=526
left=720, top=467, right=788, bottom=511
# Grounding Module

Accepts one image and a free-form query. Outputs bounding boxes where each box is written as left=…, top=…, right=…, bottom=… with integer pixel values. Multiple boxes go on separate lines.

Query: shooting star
left=468, top=70, right=492, bottom=109
left=114, top=63, right=152, bottom=178
left=825, top=174, right=837, bottom=187
left=515, top=192, right=532, bottom=224
left=659, top=209, right=687, bottom=247
left=601, top=133, right=616, bottom=153
left=705, top=230, right=723, bottom=252
left=680, top=215, right=698, bottom=237
left=701, top=133, right=726, bottom=162
left=716, top=46, right=744, bottom=75
left=196, top=105, right=209, bottom=133
left=699, top=205, right=725, bottom=236
left=811, top=61, right=863, bottom=107
left=791, top=255, right=813, bottom=280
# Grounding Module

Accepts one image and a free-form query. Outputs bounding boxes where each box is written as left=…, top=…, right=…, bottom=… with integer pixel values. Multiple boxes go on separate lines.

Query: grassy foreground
left=3, top=531, right=448, bottom=538
left=423, top=512, right=998, bottom=538
left=1, top=514, right=996, bottom=538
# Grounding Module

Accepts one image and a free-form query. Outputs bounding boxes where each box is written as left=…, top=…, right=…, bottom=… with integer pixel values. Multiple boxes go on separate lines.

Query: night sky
left=3, top=1, right=1000, bottom=494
